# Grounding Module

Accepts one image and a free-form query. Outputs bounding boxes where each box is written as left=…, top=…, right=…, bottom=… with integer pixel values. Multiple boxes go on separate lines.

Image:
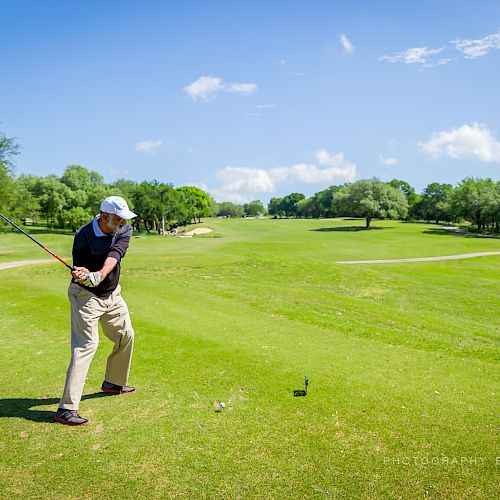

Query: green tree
left=64, top=206, right=93, bottom=232
left=10, top=175, right=40, bottom=223
left=210, top=197, right=219, bottom=217
left=452, top=178, right=499, bottom=232
left=298, top=186, right=343, bottom=219
left=0, top=131, right=20, bottom=168
left=388, top=179, right=419, bottom=218
left=61, top=165, right=99, bottom=191
left=131, top=181, right=157, bottom=232
left=28, top=175, right=72, bottom=228
left=296, top=198, right=316, bottom=218
left=217, top=202, right=244, bottom=217
left=0, top=132, right=21, bottom=224
left=243, top=200, right=266, bottom=216
left=131, top=180, right=188, bottom=232
left=156, top=183, right=185, bottom=232
left=280, top=193, right=305, bottom=217
left=419, top=182, right=453, bottom=224
left=0, top=164, right=16, bottom=218
left=338, top=179, right=408, bottom=228
left=177, top=186, right=212, bottom=223
left=268, top=197, right=284, bottom=217
left=495, top=182, right=500, bottom=232
left=60, top=165, right=110, bottom=216
left=112, top=178, right=138, bottom=202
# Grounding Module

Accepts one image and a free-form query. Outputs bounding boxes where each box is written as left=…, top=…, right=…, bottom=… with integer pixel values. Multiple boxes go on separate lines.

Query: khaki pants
left=59, top=282, right=135, bottom=410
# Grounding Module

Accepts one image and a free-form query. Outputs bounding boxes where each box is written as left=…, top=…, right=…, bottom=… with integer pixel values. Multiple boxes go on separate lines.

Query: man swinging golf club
left=54, top=196, right=137, bottom=426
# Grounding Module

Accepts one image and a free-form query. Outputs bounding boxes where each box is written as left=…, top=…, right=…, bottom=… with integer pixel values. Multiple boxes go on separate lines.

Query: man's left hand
left=82, top=271, right=103, bottom=287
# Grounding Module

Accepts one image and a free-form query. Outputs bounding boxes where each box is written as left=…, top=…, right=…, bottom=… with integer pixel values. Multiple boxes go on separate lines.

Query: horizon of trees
left=1, top=132, right=499, bottom=233
left=267, top=177, right=499, bottom=232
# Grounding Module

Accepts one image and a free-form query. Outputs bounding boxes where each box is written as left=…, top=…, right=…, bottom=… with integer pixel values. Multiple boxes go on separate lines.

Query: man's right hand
left=72, top=266, right=90, bottom=282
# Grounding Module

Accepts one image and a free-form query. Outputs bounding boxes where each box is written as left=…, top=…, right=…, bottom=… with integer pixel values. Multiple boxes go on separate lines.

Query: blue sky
left=1, top=0, right=499, bottom=203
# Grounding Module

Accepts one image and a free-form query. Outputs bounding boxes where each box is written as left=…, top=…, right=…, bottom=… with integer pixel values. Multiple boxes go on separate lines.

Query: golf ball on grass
left=214, top=400, right=225, bottom=412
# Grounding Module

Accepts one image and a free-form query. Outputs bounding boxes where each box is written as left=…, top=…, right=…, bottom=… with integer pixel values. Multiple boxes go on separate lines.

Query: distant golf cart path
left=0, top=259, right=60, bottom=270
left=1, top=251, right=499, bottom=270
left=336, top=251, right=500, bottom=264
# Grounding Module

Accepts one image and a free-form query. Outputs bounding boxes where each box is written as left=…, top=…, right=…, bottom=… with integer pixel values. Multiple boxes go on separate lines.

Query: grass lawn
left=0, top=218, right=498, bottom=498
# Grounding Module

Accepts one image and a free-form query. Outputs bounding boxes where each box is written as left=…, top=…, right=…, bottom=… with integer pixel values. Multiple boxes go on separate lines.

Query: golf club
left=0, top=212, right=73, bottom=271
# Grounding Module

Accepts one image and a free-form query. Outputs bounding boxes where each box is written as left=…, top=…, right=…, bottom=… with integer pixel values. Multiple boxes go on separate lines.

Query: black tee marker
left=294, top=375, right=309, bottom=397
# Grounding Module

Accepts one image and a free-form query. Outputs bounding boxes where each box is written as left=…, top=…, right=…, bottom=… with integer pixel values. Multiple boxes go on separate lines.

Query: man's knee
left=122, top=323, right=134, bottom=343
left=72, top=338, right=99, bottom=357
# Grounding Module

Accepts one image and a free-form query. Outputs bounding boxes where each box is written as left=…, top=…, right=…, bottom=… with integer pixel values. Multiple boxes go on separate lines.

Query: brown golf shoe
left=101, top=380, right=136, bottom=394
left=53, top=408, right=89, bottom=426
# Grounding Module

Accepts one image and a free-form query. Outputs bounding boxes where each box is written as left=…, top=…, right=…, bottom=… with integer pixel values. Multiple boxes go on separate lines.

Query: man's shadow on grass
left=0, top=392, right=114, bottom=423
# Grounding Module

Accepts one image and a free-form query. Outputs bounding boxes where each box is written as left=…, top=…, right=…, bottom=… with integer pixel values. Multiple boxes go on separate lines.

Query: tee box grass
left=0, top=218, right=498, bottom=498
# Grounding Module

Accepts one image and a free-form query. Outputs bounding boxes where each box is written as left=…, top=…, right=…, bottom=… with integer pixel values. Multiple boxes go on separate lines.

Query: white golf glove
left=82, top=271, right=103, bottom=288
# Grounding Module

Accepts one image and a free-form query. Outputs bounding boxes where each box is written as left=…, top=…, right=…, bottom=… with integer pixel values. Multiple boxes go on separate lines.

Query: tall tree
left=452, top=178, right=498, bottom=232
left=268, top=197, right=284, bottom=217
left=419, top=182, right=453, bottom=224
left=337, top=179, right=408, bottom=228
left=28, top=175, right=72, bottom=228
left=64, top=206, right=93, bottom=232
left=0, top=131, right=20, bottom=168
left=176, top=186, right=212, bottom=223
left=296, top=198, right=316, bottom=218
left=217, top=202, right=244, bottom=217
left=243, top=200, right=266, bottom=216
left=112, top=178, right=137, bottom=202
left=0, top=132, right=21, bottom=223
left=10, top=175, right=40, bottom=223
left=280, top=193, right=305, bottom=217
left=388, top=179, right=419, bottom=217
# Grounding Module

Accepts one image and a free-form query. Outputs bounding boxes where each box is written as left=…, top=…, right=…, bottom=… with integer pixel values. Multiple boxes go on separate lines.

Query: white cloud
left=289, top=71, right=305, bottom=76
left=381, top=31, right=500, bottom=70
left=279, top=59, right=287, bottom=66
left=183, top=76, right=223, bottom=101
left=257, top=104, right=277, bottom=109
left=207, top=149, right=357, bottom=202
left=216, top=167, right=276, bottom=194
left=452, top=32, right=500, bottom=59
left=419, top=123, right=500, bottom=162
left=209, top=189, right=249, bottom=204
left=135, top=139, right=162, bottom=154
left=380, top=46, right=445, bottom=65
left=273, top=161, right=356, bottom=184
left=379, top=154, right=399, bottom=166
left=225, top=82, right=258, bottom=94
left=339, top=33, right=354, bottom=54
left=184, top=76, right=257, bottom=101
left=428, top=57, right=453, bottom=68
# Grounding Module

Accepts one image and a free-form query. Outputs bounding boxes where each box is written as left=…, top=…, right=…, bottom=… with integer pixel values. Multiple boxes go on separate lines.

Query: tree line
left=1, top=131, right=499, bottom=233
left=268, top=178, right=500, bottom=232
left=0, top=133, right=216, bottom=233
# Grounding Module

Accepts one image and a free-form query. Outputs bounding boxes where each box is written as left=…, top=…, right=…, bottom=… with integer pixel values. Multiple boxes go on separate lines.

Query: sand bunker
left=183, top=228, right=214, bottom=236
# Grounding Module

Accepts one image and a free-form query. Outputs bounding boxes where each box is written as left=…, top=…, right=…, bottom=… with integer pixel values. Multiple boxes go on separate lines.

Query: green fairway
left=0, top=218, right=498, bottom=498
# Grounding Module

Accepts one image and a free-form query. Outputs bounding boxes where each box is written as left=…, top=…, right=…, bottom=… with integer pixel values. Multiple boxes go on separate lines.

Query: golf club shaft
left=0, top=212, right=73, bottom=270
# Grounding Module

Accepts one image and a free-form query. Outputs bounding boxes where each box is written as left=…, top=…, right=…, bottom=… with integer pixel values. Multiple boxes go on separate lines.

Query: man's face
left=102, top=213, right=126, bottom=233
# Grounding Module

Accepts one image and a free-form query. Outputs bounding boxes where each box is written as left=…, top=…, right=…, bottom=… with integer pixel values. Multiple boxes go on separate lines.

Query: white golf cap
left=100, top=196, right=137, bottom=220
